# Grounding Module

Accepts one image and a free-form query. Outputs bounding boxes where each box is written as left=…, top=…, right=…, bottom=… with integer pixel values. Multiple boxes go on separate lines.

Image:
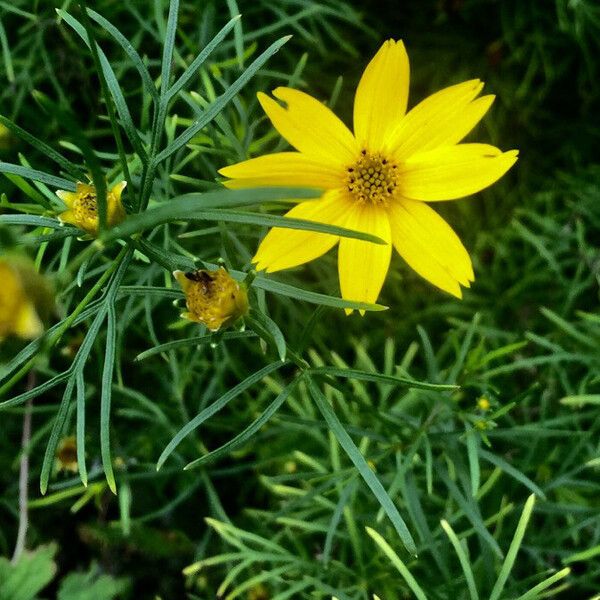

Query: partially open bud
left=0, top=255, right=53, bottom=341
left=57, top=180, right=127, bottom=237
left=173, top=267, right=249, bottom=332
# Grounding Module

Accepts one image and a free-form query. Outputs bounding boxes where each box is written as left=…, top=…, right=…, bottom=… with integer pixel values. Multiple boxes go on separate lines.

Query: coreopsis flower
left=57, top=180, right=127, bottom=236
left=173, top=267, right=249, bottom=331
left=0, top=256, right=51, bottom=341
left=219, top=40, right=518, bottom=309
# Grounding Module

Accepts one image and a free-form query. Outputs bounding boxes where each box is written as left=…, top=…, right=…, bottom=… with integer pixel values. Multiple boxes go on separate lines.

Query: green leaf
left=57, top=566, right=128, bottom=600
left=540, top=306, right=597, bottom=349
left=103, top=192, right=387, bottom=245
left=365, top=527, right=426, bottom=599
left=0, top=215, right=65, bottom=229
left=512, top=568, right=571, bottom=600
left=323, top=480, right=356, bottom=567
left=477, top=448, right=546, bottom=499
left=248, top=311, right=287, bottom=361
left=466, top=424, right=480, bottom=497
left=0, top=116, right=83, bottom=180
left=0, top=544, right=57, bottom=600
left=0, top=370, right=72, bottom=410
left=0, top=161, right=76, bottom=190
left=438, top=466, right=503, bottom=558
left=39, top=378, right=75, bottom=495
left=76, top=370, right=88, bottom=487
left=86, top=8, right=158, bottom=104
left=183, top=380, right=298, bottom=470
left=157, top=361, right=288, bottom=470
left=155, top=35, right=291, bottom=164
left=104, top=186, right=321, bottom=239
left=0, top=19, right=14, bottom=82
left=441, top=519, right=479, bottom=600
left=100, top=305, right=118, bottom=494
left=489, top=494, right=536, bottom=600
left=308, top=366, right=458, bottom=391
left=252, top=276, right=388, bottom=313
left=563, top=543, right=600, bottom=564
left=167, top=15, right=241, bottom=101
left=57, top=9, right=146, bottom=160
left=159, top=0, right=179, bottom=98
left=559, top=394, right=600, bottom=407
left=307, top=375, right=417, bottom=555
left=135, top=331, right=256, bottom=362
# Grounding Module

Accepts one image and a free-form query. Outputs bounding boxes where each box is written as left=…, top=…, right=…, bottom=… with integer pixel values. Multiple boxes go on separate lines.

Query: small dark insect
left=185, top=270, right=216, bottom=294
left=185, top=270, right=214, bottom=283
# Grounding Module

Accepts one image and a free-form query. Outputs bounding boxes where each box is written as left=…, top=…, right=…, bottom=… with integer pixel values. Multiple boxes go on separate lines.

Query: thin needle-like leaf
left=489, top=494, right=536, bottom=600
left=441, top=519, right=479, bottom=600
left=157, top=361, right=288, bottom=470
left=366, top=527, right=426, bottom=599
left=307, top=375, right=417, bottom=555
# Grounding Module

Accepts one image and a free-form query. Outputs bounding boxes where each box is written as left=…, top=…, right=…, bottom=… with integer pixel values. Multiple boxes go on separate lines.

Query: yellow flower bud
left=477, top=396, right=491, bottom=411
left=0, top=256, right=52, bottom=341
left=248, top=584, right=270, bottom=600
left=55, top=436, right=78, bottom=473
left=173, top=267, right=249, bottom=332
left=57, top=180, right=127, bottom=236
left=0, top=122, right=14, bottom=151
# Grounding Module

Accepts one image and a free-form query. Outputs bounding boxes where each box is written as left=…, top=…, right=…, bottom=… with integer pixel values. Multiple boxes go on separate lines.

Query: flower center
left=346, top=150, right=398, bottom=206
left=73, top=191, right=98, bottom=221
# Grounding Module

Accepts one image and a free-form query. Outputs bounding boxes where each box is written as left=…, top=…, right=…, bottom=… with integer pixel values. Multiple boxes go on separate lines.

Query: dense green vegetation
left=0, top=1, right=599, bottom=598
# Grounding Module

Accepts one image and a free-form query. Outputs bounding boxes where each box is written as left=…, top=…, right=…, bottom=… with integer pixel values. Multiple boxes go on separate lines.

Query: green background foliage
left=0, top=0, right=599, bottom=598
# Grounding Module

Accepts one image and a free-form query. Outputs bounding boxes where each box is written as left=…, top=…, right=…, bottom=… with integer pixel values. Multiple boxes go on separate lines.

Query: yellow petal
left=258, top=88, right=359, bottom=167
left=338, top=204, right=391, bottom=314
left=57, top=209, right=78, bottom=226
left=14, top=301, right=44, bottom=339
left=388, top=199, right=473, bottom=297
left=253, top=189, right=351, bottom=272
left=219, top=152, right=343, bottom=189
left=354, top=39, right=410, bottom=152
left=387, top=79, right=488, bottom=159
left=398, top=144, right=518, bottom=201
left=110, top=180, right=127, bottom=201
left=56, top=190, right=76, bottom=207
left=173, top=270, right=191, bottom=293
left=76, top=181, right=94, bottom=195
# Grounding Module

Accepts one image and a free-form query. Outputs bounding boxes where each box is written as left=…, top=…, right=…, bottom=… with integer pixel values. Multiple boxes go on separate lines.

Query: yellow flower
left=0, top=256, right=47, bottom=340
left=57, top=180, right=127, bottom=236
left=219, top=40, right=518, bottom=310
left=173, top=267, right=249, bottom=331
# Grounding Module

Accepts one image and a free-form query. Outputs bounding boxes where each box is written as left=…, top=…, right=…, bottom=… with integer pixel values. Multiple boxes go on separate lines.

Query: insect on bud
left=173, top=267, right=249, bottom=332
left=56, top=180, right=127, bottom=237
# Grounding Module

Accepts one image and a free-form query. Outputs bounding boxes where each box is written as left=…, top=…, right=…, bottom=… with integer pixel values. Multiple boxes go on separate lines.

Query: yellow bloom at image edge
left=0, top=257, right=51, bottom=340
left=219, top=40, right=518, bottom=311
left=174, top=267, right=249, bottom=332
left=57, top=180, right=127, bottom=236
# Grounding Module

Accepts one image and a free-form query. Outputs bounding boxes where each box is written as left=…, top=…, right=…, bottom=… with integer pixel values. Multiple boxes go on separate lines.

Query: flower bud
left=173, top=267, right=248, bottom=332
left=55, top=436, right=78, bottom=473
left=57, top=180, right=127, bottom=237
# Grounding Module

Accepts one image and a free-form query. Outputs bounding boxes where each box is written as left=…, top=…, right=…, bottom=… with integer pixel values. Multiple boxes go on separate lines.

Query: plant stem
left=11, top=372, right=35, bottom=564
